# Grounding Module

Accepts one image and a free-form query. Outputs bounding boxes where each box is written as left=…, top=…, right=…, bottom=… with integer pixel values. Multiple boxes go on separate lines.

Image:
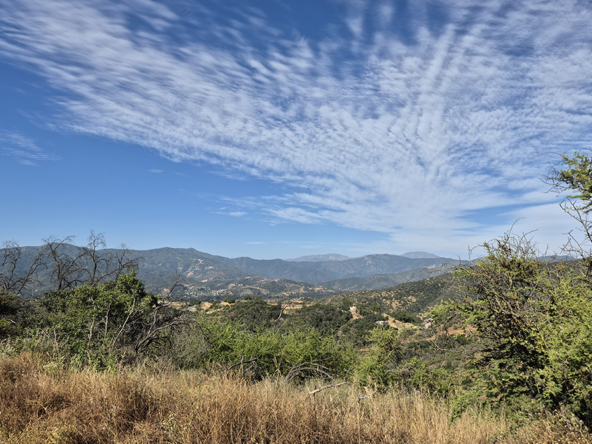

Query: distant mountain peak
left=401, top=251, right=441, bottom=259
left=286, top=254, right=351, bottom=262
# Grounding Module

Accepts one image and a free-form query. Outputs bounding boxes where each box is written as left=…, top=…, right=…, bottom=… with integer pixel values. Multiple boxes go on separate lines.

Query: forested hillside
left=325, top=271, right=461, bottom=314
left=320, top=267, right=450, bottom=293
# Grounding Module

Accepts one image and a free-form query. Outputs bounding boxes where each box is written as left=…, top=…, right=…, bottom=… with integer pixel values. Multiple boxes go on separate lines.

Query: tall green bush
left=40, top=272, right=186, bottom=366
left=357, top=327, right=400, bottom=387
left=431, top=152, right=592, bottom=425
left=191, top=318, right=356, bottom=380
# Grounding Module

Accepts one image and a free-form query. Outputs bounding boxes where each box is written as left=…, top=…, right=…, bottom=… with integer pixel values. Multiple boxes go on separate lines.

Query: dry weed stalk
left=0, top=353, right=589, bottom=444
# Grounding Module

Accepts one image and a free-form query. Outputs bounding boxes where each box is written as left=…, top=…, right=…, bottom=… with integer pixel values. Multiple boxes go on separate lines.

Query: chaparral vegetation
left=2, top=154, right=592, bottom=443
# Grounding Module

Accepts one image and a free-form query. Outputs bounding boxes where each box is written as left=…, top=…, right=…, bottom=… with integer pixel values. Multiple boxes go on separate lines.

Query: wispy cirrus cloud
left=0, top=131, right=59, bottom=165
left=1, top=0, right=591, bottom=253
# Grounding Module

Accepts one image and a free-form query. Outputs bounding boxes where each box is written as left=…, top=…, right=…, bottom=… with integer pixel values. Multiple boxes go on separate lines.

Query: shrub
left=39, top=272, right=187, bottom=366
left=287, top=303, right=352, bottom=335
left=223, top=298, right=282, bottom=331
left=357, top=327, right=401, bottom=387
left=193, top=318, right=356, bottom=380
left=434, top=234, right=592, bottom=425
left=391, top=309, right=420, bottom=324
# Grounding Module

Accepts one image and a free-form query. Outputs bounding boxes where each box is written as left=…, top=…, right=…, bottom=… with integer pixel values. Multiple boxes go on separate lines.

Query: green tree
left=391, top=309, right=420, bottom=324
left=41, top=272, right=187, bottom=366
left=288, top=303, right=352, bottom=335
left=222, top=298, right=282, bottom=332
left=433, top=152, right=592, bottom=425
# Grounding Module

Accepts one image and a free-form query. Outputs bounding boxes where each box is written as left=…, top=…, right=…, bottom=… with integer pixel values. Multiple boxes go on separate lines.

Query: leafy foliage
left=221, top=297, right=282, bottom=332
left=0, top=291, right=18, bottom=338
left=550, top=152, right=592, bottom=212
left=433, top=236, right=592, bottom=424
left=339, top=313, right=386, bottom=347
left=391, top=309, right=420, bottom=324
left=183, top=317, right=356, bottom=380
left=429, top=150, right=592, bottom=426
left=287, top=303, right=352, bottom=335
left=357, top=327, right=401, bottom=387
left=40, top=272, right=187, bottom=366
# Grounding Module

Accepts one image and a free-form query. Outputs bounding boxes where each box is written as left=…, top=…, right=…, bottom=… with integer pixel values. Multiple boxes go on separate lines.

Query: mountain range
left=9, top=245, right=455, bottom=298
left=131, top=247, right=452, bottom=284
left=286, top=254, right=352, bottom=262
left=285, top=251, right=442, bottom=262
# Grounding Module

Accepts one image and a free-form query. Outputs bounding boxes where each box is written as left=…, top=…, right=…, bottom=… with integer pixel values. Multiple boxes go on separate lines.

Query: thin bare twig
left=309, top=381, right=346, bottom=396
left=359, top=390, right=377, bottom=401
left=227, top=357, right=258, bottom=372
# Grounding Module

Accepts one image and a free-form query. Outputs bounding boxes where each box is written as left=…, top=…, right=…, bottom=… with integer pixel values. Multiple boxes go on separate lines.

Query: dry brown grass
left=0, top=353, right=590, bottom=444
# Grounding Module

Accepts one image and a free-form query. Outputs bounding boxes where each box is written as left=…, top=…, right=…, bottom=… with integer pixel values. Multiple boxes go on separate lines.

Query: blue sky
left=1, top=0, right=591, bottom=259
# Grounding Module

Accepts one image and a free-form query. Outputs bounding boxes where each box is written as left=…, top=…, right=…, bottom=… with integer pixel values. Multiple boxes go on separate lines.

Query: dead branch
left=275, top=305, right=286, bottom=321
left=227, top=356, right=258, bottom=372
left=359, top=390, right=377, bottom=401
left=309, top=381, right=346, bottom=396
left=0, top=241, right=48, bottom=295
left=161, top=271, right=188, bottom=301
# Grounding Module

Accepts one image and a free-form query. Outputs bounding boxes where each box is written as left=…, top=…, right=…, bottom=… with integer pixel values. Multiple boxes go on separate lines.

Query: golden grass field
left=1, top=353, right=590, bottom=444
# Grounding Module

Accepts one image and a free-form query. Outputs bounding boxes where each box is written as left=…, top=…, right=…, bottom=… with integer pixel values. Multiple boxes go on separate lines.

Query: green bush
left=434, top=235, right=592, bottom=425
left=222, top=298, right=282, bottom=331
left=340, top=313, right=385, bottom=347
left=0, top=291, right=19, bottom=338
left=287, top=303, right=352, bottom=335
left=357, top=327, right=400, bottom=387
left=39, top=272, right=186, bottom=367
left=194, top=318, right=356, bottom=380
left=391, top=310, right=420, bottom=324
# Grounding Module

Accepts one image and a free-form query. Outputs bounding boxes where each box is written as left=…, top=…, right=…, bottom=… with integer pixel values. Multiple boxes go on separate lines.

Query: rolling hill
left=320, top=267, right=450, bottom=292
left=323, top=271, right=465, bottom=315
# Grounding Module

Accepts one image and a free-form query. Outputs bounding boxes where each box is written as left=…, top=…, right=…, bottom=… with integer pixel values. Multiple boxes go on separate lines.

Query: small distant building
left=375, top=320, right=388, bottom=326
left=423, top=318, right=434, bottom=329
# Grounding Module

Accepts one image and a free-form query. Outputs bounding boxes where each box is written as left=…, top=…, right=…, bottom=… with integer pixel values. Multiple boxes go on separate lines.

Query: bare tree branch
left=41, top=234, right=142, bottom=291
left=309, top=381, right=346, bottom=396
left=0, top=240, right=48, bottom=295
left=227, top=356, right=258, bottom=372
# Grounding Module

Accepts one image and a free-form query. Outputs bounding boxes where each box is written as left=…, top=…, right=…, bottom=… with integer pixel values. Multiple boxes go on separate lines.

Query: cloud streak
left=1, top=0, right=591, bottom=252
left=0, top=131, right=59, bottom=165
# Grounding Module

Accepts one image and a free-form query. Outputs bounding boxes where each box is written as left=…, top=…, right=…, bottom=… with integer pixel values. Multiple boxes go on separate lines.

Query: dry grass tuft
left=0, top=353, right=590, bottom=443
